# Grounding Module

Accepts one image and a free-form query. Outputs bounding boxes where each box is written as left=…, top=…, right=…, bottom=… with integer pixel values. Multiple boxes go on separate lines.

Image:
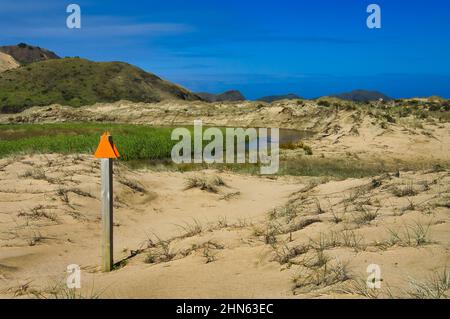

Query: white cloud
left=3, top=21, right=193, bottom=38
left=0, top=0, right=59, bottom=13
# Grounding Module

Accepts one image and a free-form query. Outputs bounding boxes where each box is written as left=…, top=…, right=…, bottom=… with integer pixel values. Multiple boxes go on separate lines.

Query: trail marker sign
left=94, top=131, right=120, bottom=159
left=94, top=132, right=119, bottom=272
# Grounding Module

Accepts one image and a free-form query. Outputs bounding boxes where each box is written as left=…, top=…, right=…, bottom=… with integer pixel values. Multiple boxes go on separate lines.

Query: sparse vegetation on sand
left=407, top=267, right=450, bottom=299
left=184, top=175, right=227, bottom=193
left=386, top=221, right=434, bottom=247
left=292, top=259, right=352, bottom=294
left=0, top=94, right=448, bottom=299
left=0, top=152, right=448, bottom=298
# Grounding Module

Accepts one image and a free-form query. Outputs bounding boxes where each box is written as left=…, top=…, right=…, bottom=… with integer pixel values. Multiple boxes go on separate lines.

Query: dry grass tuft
left=339, top=278, right=384, bottom=299
left=353, top=207, right=379, bottom=225
left=144, top=238, right=175, bottom=264
left=184, top=175, right=227, bottom=193
left=392, top=181, right=418, bottom=197
left=287, top=218, right=321, bottom=233
left=293, top=260, right=352, bottom=293
left=387, top=221, right=433, bottom=247
left=176, top=219, right=204, bottom=238
left=407, top=267, right=450, bottom=299
left=32, top=281, right=102, bottom=299
left=120, top=179, right=147, bottom=193
left=272, top=244, right=309, bottom=264
left=18, top=205, right=59, bottom=223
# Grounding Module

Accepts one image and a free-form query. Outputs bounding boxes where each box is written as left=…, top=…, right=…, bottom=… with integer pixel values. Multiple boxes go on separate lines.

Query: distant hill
left=0, top=57, right=201, bottom=113
left=0, top=52, right=20, bottom=72
left=257, top=93, right=302, bottom=103
left=331, top=90, right=391, bottom=102
left=197, top=90, right=245, bottom=102
left=0, top=43, right=60, bottom=65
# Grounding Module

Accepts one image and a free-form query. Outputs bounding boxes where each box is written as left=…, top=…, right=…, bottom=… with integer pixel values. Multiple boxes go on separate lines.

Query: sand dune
left=0, top=52, right=19, bottom=73
left=0, top=98, right=448, bottom=298
left=0, top=154, right=299, bottom=298
left=2, top=99, right=449, bottom=166
left=0, top=154, right=448, bottom=298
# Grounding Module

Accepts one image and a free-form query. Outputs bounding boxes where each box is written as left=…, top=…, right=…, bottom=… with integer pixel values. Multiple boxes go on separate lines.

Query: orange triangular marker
left=112, top=143, right=120, bottom=158
left=94, top=132, right=120, bottom=159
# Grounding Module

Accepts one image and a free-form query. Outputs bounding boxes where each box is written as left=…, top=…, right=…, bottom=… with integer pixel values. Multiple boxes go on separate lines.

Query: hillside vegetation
left=0, top=43, right=59, bottom=64
left=258, top=93, right=302, bottom=102
left=331, top=89, right=392, bottom=102
left=0, top=58, right=200, bottom=113
left=197, top=90, right=245, bottom=102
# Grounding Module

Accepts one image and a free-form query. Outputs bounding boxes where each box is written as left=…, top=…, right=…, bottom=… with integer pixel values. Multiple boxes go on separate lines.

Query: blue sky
left=1, top=0, right=450, bottom=98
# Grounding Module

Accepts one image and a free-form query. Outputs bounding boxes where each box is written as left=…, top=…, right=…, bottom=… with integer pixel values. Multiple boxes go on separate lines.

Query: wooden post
left=101, top=156, right=113, bottom=272
left=94, top=132, right=120, bottom=272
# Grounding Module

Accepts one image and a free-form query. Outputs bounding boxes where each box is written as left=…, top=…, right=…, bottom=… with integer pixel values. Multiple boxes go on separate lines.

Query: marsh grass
left=2, top=123, right=447, bottom=179
left=280, top=141, right=313, bottom=155
left=0, top=123, right=177, bottom=160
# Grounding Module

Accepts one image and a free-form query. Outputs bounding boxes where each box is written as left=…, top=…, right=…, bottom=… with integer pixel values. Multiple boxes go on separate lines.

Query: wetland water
left=0, top=123, right=315, bottom=169
left=127, top=128, right=315, bottom=168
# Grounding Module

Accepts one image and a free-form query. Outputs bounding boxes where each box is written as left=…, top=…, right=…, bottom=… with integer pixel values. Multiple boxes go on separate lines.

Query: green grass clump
left=0, top=122, right=177, bottom=160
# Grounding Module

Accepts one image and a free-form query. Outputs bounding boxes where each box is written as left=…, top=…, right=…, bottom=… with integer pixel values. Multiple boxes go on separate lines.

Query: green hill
left=331, top=89, right=391, bottom=102
left=0, top=57, right=200, bottom=113
left=257, top=93, right=302, bottom=103
left=196, top=90, right=245, bottom=102
left=0, top=43, right=60, bottom=64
